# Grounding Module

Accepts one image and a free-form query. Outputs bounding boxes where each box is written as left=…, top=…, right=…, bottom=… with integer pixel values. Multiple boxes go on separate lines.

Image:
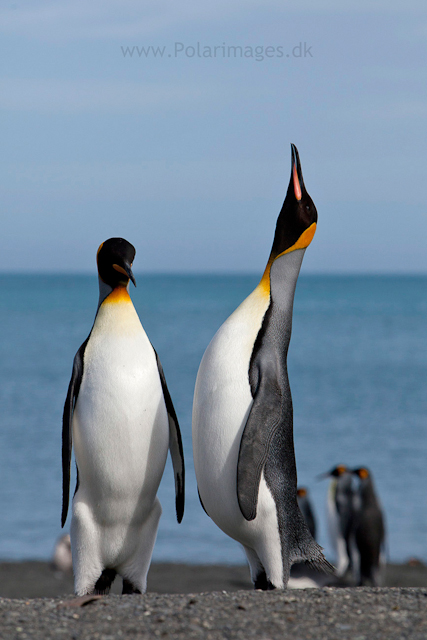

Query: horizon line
left=0, top=270, right=426, bottom=277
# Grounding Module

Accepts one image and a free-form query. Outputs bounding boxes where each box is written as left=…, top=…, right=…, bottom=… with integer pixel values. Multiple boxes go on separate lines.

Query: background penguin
left=319, top=464, right=356, bottom=578
left=193, top=145, right=332, bottom=590
left=352, top=467, right=386, bottom=586
left=61, top=237, right=185, bottom=596
left=297, top=487, right=317, bottom=540
left=52, top=534, right=72, bottom=574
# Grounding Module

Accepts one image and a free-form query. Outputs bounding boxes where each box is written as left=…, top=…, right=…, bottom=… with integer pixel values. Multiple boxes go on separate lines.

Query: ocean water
left=0, top=274, right=426, bottom=565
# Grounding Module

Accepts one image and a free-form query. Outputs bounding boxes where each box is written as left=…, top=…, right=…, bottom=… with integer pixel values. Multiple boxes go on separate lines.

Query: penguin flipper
left=155, top=352, right=185, bottom=523
left=237, top=369, right=283, bottom=521
left=61, top=338, right=88, bottom=527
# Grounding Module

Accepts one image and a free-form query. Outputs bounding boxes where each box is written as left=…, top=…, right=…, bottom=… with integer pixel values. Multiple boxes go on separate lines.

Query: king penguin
left=319, top=464, right=356, bottom=578
left=352, top=467, right=386, bottom=586
left=192, top=145, right=332, bottom=590
left=61, top=238, right=185, bottom=596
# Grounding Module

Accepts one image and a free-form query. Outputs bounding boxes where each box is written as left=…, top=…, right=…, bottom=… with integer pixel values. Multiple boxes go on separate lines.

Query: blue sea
left=0, top=274, right=426, bottom=565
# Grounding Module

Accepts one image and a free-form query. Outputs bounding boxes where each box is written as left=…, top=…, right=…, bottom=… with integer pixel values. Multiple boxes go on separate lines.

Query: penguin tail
left=303, top=547, right=335, bottom=575
left=291, top=519, right=335, bottom=575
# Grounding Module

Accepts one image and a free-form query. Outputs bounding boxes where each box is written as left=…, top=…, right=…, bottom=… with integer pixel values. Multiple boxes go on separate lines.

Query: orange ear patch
left=358, top=468, right=369, bottom=479
left=281, top=222, right=317, bottom=256
left=257, top=222, right=317, bottom=295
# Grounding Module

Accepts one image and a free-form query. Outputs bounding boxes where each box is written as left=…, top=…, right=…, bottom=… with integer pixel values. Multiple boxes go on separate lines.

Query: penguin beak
left=125, top=264, right=136, bottom=288
left=316, top=465, right=347, bottom=480
left=291, top=143, right=304, bottom=201
left=316, top=471, right=331, bottom=481
left=113, top=262, right=137, bottom=287
left=272, top=144, right=316, bottom=258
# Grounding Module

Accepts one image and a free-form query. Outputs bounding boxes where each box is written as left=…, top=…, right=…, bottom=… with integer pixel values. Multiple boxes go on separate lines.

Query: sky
left=1, top=1, right=426, bottom=274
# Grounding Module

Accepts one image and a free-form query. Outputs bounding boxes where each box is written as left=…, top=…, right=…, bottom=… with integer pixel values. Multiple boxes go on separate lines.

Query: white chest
left=72, top=299, right=169, bottom=499
left=193, top=286, right=269, bottom=479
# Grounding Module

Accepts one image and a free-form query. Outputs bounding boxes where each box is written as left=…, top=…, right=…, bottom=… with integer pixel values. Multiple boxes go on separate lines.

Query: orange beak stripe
left=293, top=164, right=302, bottom=201
left=112, top=264, right=129, bottom=278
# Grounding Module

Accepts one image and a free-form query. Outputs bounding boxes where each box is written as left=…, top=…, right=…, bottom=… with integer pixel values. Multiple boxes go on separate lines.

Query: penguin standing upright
left=61, top=238, right=185, bottom=596
left=192, top=145, right=331, bottom=590
left=352, top=467, right=386, bottom=586
left=320, top=464, right=356, bottom=578
left=297, top=488, right=317, bottom=540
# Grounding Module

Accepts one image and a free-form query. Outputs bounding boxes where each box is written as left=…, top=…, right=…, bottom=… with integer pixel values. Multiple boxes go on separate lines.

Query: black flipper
left=237, top=359, right=284, bottom=522
left=155, top=352, right=185, bottom=523
left=61, top=337, right=89, bottom=527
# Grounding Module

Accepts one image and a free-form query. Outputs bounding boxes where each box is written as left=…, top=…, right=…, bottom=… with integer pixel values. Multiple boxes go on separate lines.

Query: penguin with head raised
left=62, top=237, right=185, bottom=596
left=319, top=464, right=356, bottom=578
left=192, top=145, right=332, bottom=589
left=352, top=467, right=386, bottom=586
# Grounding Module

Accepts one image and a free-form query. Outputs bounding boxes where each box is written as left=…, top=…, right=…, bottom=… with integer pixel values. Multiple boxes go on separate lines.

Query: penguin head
left=317, top=464, right=348, bottom=480
left=330, top=464, right=349, bottom=478
left=97, top=238, right=136, bottom=289
left=297, top=487, right=308, bottom=498
left=353, top=467, right=370, bottom=481
left=269, top=144, right=318, bottom=262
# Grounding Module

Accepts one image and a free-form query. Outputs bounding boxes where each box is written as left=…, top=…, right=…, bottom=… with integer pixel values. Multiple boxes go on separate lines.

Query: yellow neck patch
left=258, top=257, right=274, bottom=297
left=104, top=286, right=131, bottom=305
left=257, top=222, right=317, bottom=296
left=278, top=222, right=317, bottom=258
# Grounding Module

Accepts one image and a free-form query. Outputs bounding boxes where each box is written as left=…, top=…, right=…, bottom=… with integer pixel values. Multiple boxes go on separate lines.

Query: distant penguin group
left=60, top=144, right=385, bottom=595
left=320, top=464, right=386, bottom=586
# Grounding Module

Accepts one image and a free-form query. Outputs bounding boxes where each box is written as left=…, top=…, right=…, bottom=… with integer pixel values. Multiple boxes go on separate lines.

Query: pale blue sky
left=1, top=1, right=426, bottom=273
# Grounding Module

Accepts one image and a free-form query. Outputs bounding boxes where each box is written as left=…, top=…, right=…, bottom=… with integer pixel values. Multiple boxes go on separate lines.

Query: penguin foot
left=122, top=579, right=142, bottom=595
left=254, top=570, right=276, bottom=591
left=93, top=568, right=117, bottom=595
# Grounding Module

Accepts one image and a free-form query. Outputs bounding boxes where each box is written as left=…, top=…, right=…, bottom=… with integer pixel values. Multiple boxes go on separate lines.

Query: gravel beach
left=1, top=588, right=426, bottom=640
left=0, top=562, right=426, bottom=639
